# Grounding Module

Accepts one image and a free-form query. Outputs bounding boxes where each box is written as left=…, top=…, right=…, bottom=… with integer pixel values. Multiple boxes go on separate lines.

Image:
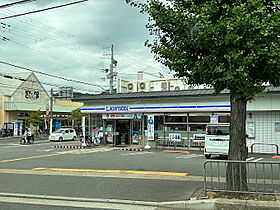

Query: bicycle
left=79, top=134, right=95, bottom=147
left=92, top=132, right=103, bottom=146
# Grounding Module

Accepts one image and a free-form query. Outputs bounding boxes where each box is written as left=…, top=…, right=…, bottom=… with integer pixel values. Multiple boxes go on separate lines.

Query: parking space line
left=252, top=158, right=263, bottom=162
left=122, top=151, right=153, bottom=156
left=0, top=148, right=113, bottom=163
left=176, top=154, right=203, bottom=159
left=33, top=167, right=188, bottom=176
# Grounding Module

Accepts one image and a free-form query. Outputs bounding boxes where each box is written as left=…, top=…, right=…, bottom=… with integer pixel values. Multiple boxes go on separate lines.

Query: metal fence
left=203, top=160, right=280, bottom=197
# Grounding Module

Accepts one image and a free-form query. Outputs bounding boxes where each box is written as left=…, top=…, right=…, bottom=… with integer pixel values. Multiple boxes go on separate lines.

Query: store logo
left=25, top=90, right=40, bottom=99
left=105, top=106, right=129, bottom=112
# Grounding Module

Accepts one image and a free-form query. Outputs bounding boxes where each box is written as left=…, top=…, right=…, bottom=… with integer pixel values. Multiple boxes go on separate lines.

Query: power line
left=1, top=15, right=168, bottom=79
left=1, top=8, right=108, bottom=49
left=115, top=55, right=171, bottom=78
left=0, top=61, right=105, bottom=90
left=0, top=0, right=36, bottom=9
left=0, top=73, right=101, bottom=94
left=0, top=9, right=169, bottom=77
left=0, top=35, right=74, bottom=64
left=0, top=28, right=106, bottom=72
left=0, top=0, right=88, bottom=20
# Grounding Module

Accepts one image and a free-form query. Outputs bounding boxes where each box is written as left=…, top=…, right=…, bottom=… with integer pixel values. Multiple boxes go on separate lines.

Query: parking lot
left=0, top=137, right=279, bottom=208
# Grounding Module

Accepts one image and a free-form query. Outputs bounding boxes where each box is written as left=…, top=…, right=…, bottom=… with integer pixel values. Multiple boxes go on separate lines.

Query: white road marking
left=122, top=151, right=153, bottom=156
left=176, top=154, right=203, bottom=159
left=36, top=149, right=55, bottom=152
left=1, top=146, right=22, bottom=149
left=246, top=157, right=264, bottom=162
left=252, top=158, right=263, bottom=162
left=73, top=148, right=115, bottom=154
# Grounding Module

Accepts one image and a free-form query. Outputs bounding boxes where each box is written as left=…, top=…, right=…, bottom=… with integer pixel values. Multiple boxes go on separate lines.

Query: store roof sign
left=105, top=106, right=129, bottom=112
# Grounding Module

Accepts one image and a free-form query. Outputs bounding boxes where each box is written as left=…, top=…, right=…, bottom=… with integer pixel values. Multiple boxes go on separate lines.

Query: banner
left=210, top=115, right=219, bottom=123
left=169, top=133, right=182, bottom=142
left=246, top=121, right=255, bottom=138
left=275, top=122, right=280, bottom=131
left=147, top=115, right=154, bottom=140
left=102, top=114, right=141, bottom=119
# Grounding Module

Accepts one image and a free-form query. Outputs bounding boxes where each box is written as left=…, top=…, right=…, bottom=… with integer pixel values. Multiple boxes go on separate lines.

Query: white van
left=49, top=128, right=77, bottom=142
left=204, top=123, right=248, bottom=159
left=204, top=123, right=230, bottom=159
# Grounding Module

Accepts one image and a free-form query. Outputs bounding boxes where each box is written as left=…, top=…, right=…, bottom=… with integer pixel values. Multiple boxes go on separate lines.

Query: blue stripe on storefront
left=129, top=105, right=229, bottom=110
left=197, top=105, right=231, bottom=108
left=81, top=108, right=105, bottom=111
left=81, top=105, right=230, bottom=112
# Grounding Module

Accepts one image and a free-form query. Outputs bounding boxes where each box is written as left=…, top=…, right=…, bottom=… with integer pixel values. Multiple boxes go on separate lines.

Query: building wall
left=247, top=111, right=280, bottom=153
left=82, top=96, right=230, bottom=113
left=248, top=94, right=280, bottom=111
left=5, top=111, right=19, bottom=123
left=0, top=96, right=4, bottom=128
left=117, top=77, right=212, bottom=93
left=81, top=93, right=280, bottom=154
left=12, top=73, right=49, bottom=105
left=55, top=99, right=83, bottom=107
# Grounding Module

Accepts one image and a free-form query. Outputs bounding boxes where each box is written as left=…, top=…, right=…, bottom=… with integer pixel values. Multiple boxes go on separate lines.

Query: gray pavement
left=0, top=137, right=279, bottom=209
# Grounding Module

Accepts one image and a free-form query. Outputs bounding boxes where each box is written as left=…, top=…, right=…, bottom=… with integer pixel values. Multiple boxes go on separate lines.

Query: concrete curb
left=0, top=192, right=278, bottom=209
left=214, top=198, right=280, bottom=210
left=120, top=148, right=144, bottom=151
left=163, top=150, right=190, bottom=154
left=0, top=192, right=183, bottom=207
left=53, top=145, right=86, bottom=149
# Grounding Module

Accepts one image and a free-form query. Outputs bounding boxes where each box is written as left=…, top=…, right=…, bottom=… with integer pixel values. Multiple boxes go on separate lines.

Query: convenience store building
left=76, top=87, right=280, bottom=154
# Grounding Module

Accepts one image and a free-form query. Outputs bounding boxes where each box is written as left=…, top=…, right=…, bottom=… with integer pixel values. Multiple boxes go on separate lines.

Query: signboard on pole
left=147, top=115, right=154, bottom=140
left=54, top=121, right=60, bottom=130
left=46, top=104, right=49, bottom=122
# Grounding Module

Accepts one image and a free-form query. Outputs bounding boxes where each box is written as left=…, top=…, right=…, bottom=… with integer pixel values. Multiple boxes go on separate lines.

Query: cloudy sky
left=0, top=0, right=173, bottom=94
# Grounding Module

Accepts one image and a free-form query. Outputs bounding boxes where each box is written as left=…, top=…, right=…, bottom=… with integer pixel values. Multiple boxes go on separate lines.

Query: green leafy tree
left=67, top=108, right=87, bottom=133
left=127, top=0, right=280, bottom=191
left=26, top=111, right=44, bottom=130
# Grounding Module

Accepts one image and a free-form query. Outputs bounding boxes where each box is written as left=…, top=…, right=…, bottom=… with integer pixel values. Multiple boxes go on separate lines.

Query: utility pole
left=109, top=44, right=114, bottom=94
left=50, top=88, right=53, bottom=134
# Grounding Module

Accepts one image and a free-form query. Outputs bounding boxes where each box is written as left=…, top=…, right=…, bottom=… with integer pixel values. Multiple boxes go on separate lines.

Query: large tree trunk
left=226, top=93, right=248, bottom=191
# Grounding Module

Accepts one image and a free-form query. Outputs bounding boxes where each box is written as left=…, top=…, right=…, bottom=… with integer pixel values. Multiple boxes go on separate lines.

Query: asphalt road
left=0, top=137, right=279, bottom=209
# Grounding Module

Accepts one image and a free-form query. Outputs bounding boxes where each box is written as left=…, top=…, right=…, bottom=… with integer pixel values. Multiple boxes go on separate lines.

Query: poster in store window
left=275, top=122, right=280, bottom=131
left=147, top=115, right=154, bottom=140
left=246, top=121, right=255, bottom=138
left=169, top=133, right=182, bottom=142
left=210, top=115, right=219, bottom=123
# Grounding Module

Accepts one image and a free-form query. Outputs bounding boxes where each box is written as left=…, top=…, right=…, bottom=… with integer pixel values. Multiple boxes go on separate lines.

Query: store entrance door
left=116, top=120, right=130, bottom=145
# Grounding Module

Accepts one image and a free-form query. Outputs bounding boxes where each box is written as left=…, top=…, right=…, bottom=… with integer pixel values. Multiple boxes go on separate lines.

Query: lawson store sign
left=81, top=104, right=230, bottom=113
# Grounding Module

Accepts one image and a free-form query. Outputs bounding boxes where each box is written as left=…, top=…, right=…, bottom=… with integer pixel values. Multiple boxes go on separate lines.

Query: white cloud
left=0, top=0, right=172, bottom=94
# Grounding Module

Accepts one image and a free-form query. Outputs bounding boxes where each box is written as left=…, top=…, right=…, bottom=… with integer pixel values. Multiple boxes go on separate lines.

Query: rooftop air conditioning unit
left=139, top=82, right=146, bottom=91
left=174, top=86, right=181, bottom=91
left=128, top=83, right=134, bottom=92
left=161, top=82, right=168, bottom=91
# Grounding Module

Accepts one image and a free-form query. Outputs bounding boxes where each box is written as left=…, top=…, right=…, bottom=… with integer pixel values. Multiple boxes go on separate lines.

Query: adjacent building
left=117, top=72, right=211, bottom=93
left=0, top=72, right=82, bottom=135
